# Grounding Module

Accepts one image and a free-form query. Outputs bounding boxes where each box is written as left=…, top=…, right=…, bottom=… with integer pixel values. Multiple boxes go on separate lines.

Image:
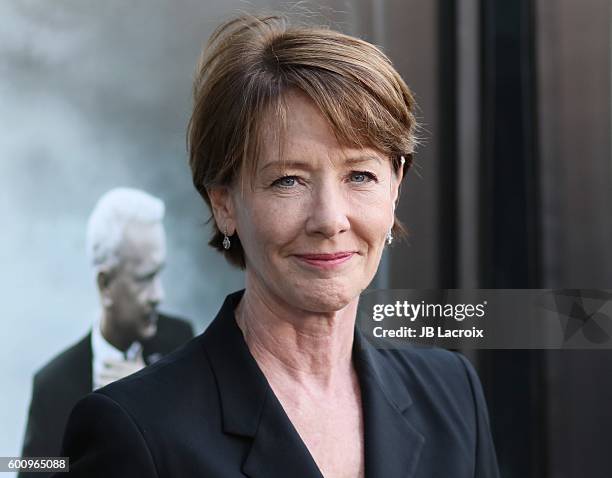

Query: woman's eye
left=350, top=171, right=377, bottom=183
left=272, top=176, right=298, bottom=188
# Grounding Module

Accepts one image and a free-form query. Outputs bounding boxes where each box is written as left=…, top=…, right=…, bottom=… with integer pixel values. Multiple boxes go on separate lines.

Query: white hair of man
left=86, top=188, right=165, bottom=272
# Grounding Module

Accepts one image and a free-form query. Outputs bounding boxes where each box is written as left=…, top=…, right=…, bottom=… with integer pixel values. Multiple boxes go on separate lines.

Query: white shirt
left=91, top=320, right=143, bottom=390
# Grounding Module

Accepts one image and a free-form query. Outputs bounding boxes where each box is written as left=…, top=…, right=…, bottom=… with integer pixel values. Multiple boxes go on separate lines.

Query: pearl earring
left=222, top=228, right=231, bottom=250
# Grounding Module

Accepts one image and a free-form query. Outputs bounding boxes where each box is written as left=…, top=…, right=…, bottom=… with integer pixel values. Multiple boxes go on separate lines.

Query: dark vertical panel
left=479, top=1, right=546, bottom=477
left=537, top=1, right=612, bottom=477
left=537, top=0, right=612, bottom=288
left=544, top=350, right=612, bottom=478
left=480, top=0, right=540, bottom=288
left=438, top=0, right=459, bottom=288
left=456, top=0, right=481, bottom=290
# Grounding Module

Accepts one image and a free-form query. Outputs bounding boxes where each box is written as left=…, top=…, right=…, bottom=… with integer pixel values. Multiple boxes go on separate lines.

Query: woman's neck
left=235, top=278, right=358, bottom=390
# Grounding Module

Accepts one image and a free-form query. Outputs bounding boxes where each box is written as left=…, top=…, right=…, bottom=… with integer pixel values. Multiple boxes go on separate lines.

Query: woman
left=58, top=14, right=500, bottom=478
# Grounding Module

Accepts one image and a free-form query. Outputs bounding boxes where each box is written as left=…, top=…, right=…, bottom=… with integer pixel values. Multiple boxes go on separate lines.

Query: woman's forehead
left=257, top=93, right=386, bottom=169
left=257, top=91, right=335, bottom=153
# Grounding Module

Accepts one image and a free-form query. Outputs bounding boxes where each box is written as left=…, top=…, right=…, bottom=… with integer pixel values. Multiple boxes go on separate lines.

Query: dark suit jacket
left=20, top=314, right=193, bottom=478
left=57, top=291, right=499, bottom=477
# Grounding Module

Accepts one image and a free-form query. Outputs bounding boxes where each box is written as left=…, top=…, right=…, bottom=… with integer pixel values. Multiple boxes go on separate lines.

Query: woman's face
left=220, top=92, right=402, bottom=313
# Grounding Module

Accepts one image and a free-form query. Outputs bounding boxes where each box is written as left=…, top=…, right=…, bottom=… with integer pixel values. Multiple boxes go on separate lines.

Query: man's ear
left=96, top=270, right=113, bottom=307
left=207, top=186, right=236, bottom=235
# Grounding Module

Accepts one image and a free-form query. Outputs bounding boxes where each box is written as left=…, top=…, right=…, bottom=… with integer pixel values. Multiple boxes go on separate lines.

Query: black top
left=55, top=291, right=500, bottom=478
left=20, top=314, right=193, bottom=478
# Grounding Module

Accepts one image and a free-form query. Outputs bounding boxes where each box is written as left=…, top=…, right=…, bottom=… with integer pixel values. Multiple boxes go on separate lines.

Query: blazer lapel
left=201, top=291, right=323, bottom=478
left=242, top=391, right=324, bottom=478
left=354, top=331, right=425, bottom=478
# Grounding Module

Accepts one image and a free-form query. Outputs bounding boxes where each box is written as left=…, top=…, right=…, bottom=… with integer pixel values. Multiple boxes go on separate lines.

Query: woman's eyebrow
left=343, top=155, right=383, bottom=166
left=260, top=155, right=382, bottom=172
left=259, top=160, right=313, bottom=173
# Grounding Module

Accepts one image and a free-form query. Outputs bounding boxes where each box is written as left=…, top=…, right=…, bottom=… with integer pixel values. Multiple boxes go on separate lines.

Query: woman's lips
left=294, top=252, right=355, bottom=269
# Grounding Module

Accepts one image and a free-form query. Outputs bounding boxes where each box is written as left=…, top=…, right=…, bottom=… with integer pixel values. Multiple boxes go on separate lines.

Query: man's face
left=103, top=221, right=166, bottom=343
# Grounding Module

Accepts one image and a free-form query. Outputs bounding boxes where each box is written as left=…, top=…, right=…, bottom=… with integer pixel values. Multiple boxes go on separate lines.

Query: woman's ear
left=207, top=186, right=236, bottom=235
left=391, top=161, right=404, bottom=205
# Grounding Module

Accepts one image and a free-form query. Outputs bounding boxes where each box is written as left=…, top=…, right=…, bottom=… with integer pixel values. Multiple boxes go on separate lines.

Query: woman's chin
left=286, top=283, right=359, bottom=314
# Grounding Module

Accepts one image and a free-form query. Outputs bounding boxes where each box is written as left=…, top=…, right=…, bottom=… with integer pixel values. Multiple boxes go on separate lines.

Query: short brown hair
left=188, top=14, right=418, bottom=268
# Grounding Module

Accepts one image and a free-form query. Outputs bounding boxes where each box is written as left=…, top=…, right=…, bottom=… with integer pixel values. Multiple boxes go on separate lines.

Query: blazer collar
left=201, top=290, right=425, bottom=478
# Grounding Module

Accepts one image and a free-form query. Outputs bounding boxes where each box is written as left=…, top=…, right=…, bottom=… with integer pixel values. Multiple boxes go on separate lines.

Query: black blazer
left=57, top=291, right=499, bottom=478
left=20, top=314, right=193, bottom=478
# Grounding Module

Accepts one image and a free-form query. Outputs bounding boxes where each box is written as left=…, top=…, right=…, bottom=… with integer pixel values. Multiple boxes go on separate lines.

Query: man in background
left=19, top=188, right=194, bottom=476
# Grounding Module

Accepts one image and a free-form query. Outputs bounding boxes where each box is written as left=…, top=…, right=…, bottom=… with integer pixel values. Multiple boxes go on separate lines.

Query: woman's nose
left=304, top=181, right=350, bottom=239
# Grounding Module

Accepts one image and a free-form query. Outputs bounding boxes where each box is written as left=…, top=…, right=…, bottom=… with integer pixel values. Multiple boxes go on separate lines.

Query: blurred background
left=1, top=0, right=610, bottom=477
